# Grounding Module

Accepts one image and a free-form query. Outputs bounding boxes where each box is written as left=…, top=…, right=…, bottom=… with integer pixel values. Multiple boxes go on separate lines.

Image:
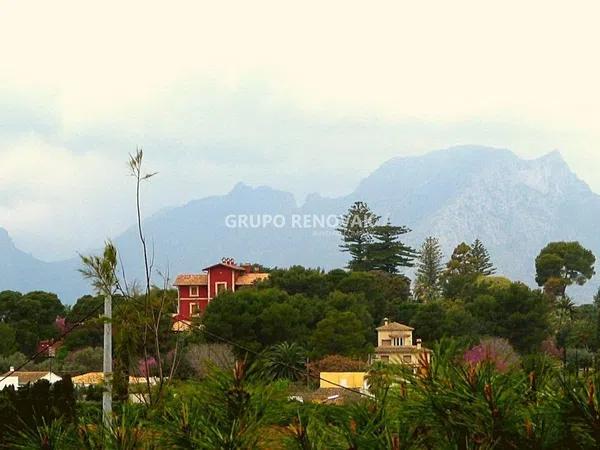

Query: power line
left=178, top=317, right=374, bottom=399
left=2, top=303, right=377, bottom=400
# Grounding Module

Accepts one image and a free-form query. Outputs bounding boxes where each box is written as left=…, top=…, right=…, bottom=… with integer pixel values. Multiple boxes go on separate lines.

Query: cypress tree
left=414, top=236, right=444, bottom=302
left=471, top=238, right=496, bottom=276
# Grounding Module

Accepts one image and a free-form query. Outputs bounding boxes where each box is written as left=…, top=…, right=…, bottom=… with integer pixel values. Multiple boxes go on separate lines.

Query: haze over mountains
left=2, top=145, right=599, bottom=302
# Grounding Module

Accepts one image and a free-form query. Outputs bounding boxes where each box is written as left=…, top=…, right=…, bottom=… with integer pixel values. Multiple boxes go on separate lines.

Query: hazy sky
left=1, top=0, right=600, bottom=260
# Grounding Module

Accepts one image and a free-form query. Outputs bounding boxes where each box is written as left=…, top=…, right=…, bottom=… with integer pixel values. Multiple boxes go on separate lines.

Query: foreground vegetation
left=4, top=340, right=600, bottom=449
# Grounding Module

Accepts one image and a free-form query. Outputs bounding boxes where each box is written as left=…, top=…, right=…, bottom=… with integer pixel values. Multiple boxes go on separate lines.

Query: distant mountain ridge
left=0, top=227, right=87, bottom=300
left=2, top=145, right=599, bottom=302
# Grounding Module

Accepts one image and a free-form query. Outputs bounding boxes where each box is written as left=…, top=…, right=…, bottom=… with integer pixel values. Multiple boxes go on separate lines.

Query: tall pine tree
left=471, top=238, right=496, bottom=276
left=367, top=220, right=416, bottom=274
left=337, top=202, right=380, bottom=271
left=414, top=236, right=444, bottom=302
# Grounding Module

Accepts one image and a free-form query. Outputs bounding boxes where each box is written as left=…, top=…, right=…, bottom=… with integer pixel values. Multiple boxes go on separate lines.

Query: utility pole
left=80, top=241, right=117, bottom=435
left=306, top=357, right=310, bottom=389
left=103, top=290, right=113, bottom=428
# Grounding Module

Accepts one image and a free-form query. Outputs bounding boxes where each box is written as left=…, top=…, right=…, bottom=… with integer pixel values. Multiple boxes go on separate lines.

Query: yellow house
left=319, top=372, right=367, bottom=390
left=373, top=318, right=432, bottom=365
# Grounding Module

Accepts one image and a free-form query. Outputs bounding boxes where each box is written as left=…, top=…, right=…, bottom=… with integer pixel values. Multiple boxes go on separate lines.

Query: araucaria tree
left=337, top=202, right=380, bottom=271
left=471, top=238, right=496, bottom=276
left=338, top=203, right=415, bottom=273
left=535, top=241, right=596, bottom=298
left=414, top=236, right=444, bottom=302
left=367, top=220, right=416, bottom=274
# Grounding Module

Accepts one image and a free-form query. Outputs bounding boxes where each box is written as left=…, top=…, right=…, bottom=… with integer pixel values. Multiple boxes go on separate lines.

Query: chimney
left=383, top=317, right=389, bottom=326
left=416, top=339, right=422, bottom=349
left=241, top=263, right=252, bottom=273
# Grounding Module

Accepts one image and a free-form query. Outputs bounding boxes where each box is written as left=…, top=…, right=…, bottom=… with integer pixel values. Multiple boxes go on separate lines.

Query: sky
left=1, top=0, right=600, bottom=261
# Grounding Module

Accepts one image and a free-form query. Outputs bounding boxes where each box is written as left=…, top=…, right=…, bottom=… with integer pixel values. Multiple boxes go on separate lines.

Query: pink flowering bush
left=540, top=337, right=563, bottom=359
left=55, top=316, right=67, bottom=335
left=138, top=357, right=158, bottom=377
left=464, top=338, right=520, bottom=373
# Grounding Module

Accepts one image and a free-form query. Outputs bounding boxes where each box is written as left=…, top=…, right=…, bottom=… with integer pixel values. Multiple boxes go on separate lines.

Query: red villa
left=173, top=258, right=269, bottom=329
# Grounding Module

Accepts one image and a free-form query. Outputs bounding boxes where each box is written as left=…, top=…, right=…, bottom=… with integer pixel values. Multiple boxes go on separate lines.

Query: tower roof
left=376, top=321, right=414, bottom=332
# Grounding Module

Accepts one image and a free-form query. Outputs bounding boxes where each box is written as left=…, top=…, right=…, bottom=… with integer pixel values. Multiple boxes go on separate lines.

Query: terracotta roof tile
left=0, top=371, right=60, bottom=384
left=72, top=372, right=104, bottom=385
left=174, top=274, right=208, bottom=286
left=376, top=321, right=414, bottom=332
left=235, top=273, right=269, bottom=285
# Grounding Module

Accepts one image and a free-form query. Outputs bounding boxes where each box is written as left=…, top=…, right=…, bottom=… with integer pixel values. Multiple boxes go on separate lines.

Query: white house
left=0, top=367, right=62, bottom=391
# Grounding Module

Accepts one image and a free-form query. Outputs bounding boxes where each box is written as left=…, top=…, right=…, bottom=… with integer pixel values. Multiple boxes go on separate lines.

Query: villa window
left=403, top=355, right=412, bottom=363
left=189, top=286, right=199, bottom=297
left=216, top=282, right=228, bottom=294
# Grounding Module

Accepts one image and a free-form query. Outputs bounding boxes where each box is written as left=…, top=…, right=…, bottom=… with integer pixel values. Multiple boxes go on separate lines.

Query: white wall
left=42, top=373, right=62, bottom=384
left=0, top=376, right=19, bottom=391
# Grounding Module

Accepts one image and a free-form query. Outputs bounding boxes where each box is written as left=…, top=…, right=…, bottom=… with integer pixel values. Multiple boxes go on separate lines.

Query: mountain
left=0, top=227, right=87, bottom=300
left=347, top=147, right=600, bottom=297
left=2, top=145, right=600, bottom=302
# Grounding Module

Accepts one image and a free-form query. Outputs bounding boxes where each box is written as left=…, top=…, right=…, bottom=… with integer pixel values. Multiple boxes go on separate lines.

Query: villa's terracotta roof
left=376, top=321, right=414, bottom=332
left=72, top=372, right=104, bottom=385
left=70, top=372, right=160, bottom=385
left=203, top=262, right=246, bottom=271
left=0, top=371, right=58, bottom=384
left=174, top=274, right=208, bottom=286
left=236, top=273, right=269, bottom=285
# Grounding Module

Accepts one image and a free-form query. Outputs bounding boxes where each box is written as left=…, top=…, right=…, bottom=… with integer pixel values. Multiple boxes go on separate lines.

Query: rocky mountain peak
left=0, top=227, right=15, bottom=250
left=2, top=146, right=599, bottom=303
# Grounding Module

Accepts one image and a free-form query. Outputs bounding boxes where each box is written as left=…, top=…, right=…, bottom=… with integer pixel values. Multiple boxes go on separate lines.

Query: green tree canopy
left=0, top=323, right=17, bottom=357
left=445, top=242, right=475, bottom=277
left=261, top=266, right=332, bottom=297
left=0, top=290, right=66, bottom=354
left=310, top=310, right=371, bottom=358
left=441, top=243, right=478, bottom=298
left=535, top=241, right=596, bottom=297
left=466, top=282, right=551, bottom=352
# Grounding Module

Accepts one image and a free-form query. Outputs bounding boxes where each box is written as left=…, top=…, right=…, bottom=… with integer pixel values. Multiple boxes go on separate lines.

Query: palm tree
left=556, top=296, right=577, bottom=329
left=259, top=342, right=307, bottom=382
